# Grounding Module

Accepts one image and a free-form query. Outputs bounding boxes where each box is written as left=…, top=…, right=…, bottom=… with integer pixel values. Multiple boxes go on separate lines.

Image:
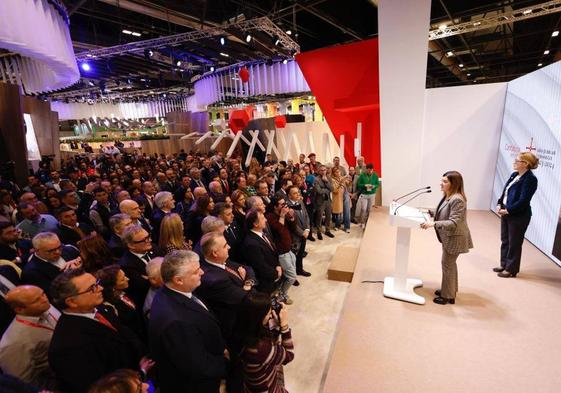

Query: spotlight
left=245, top=34, right=252, bottom=43
left=459, top=63, right=464, bottom=68
left=544, top=50, right=550, bottom=55
left=445, top=51, right=454, bottom=57
left=553, top=31, right=560, bottom=37
left=282, top=59, right=288, bottom=64
left=210, top=66, right=215, bottom=72
left=273, top=36, right=280, bottom=46
left=219, top=36, right=226, bottom=45
left=220, top=52, right=229, bottom=57
left=538, top=63, right=543, bottom=67
left=122, top=29, right=132, bottom=35
left=176, top=60, right=182, bottom=67
left=81, top=63, right=91, bottom=71
left=88, top=80, right=95, bottom=87
left=131, top=32, right=141, bottom=37
left=144, top=49, right=154, bottom=59
left=286, top=30, right=292, bottom=35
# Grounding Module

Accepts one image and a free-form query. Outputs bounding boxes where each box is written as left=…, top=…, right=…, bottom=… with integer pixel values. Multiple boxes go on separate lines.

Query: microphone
left=393, top=189, right=432, bottom=215
left=393, top=186, right=431, bottom=202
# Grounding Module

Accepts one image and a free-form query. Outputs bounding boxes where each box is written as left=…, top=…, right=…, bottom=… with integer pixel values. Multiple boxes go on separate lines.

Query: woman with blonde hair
left=421, top=171, right=473, bottom=305
left=331, top=167, right=345, bottom=231
left=158, top=213, right=191, bottom=255
left=494, top=151, right=539, bottom=278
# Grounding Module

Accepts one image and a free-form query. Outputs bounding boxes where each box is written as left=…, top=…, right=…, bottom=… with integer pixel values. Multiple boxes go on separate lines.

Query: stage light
left=131, top=32, right=141, bottom=37
left=176, top=60, right=182, bottom=66
left=286, top=30, right=292, bottom=35
left=282, top=59, right=288, bottom=64
left=220, top=52, right=229, bottom=57
left=245, top=34, right=252, bottom=43
left=273, top=36, right=280, bottom=46
left=459, top=63, right=464, bottom=68
left=523, top=9, right=532, bottom=15
left=467, top=73, right=471, bottom=76
left=445, top=51, right=454, bottom=57
left=538, top=63, right=543, bottom=67
left=81, top=63, right=91, bottom=71
left=210, top=66, right=215, bottom=72
left=553, top=31, right=560, bottom=37
left=122, top=29, right=132, bottom=35
left=544, top=50, right=550, bottom=55
left=219, top=36, right=226, bottom=45
left=88, top=81, right=95, bottom=86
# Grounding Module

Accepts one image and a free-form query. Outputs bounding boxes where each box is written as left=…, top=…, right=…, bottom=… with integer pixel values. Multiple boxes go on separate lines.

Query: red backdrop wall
left=296, top=38, right=381, bottom=174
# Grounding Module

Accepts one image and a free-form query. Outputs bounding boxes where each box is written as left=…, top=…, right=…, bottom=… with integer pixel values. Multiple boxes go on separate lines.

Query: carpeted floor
left=322, top=208, right=561, bottom=393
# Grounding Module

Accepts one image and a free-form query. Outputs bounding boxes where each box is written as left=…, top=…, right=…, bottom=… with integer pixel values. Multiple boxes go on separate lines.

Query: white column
left=378, top=0, right=431, bottom=205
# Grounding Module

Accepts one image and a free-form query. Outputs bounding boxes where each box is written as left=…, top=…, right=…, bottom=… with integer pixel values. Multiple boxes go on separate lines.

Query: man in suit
left=218, top=168, right=232, bottom=195
left=286, top=185, right=312, bottom=277
left=209, top=181, right=226, bottom=203
left=149, top=250, right=228, bottom=393
left=200, top=158, right=216, bottom=186
left=189, top=168, right=207, bottom=191
left=119, top=199, right=152, bottom=234
left=0, top=222, right=32, bottom=264
left=108, top=214, right=133, bottom=259
left=48, top=268, right=149, bottom=393
left=0, top=285, right=59, bottom=388
left=22, top=233, right=81, bottom=298
left=118, top=225, right=154, bottom=307
left=197, top=232, right=255, bottom=345
left=89, top=188, right=113, bottom=239
left=139, top=181, right=157, bottom=219
left=55, top=207, right=93, bottom=247
left=242, top=209, right=282, bottom=294
left=151, top=191, right=175, bottom=244
left=213, top=202, right=243, bottom=263
left=256, top=180, right=272, bottom=207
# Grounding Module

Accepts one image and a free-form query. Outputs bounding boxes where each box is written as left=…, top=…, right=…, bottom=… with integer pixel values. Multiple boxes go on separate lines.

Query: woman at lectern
left=420, top=171, right=473, bottom=305
left=494, top=152, right=539, bottom=278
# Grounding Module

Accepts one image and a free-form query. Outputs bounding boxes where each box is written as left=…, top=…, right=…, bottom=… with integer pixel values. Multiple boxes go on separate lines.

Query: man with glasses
left=118, top=225, right=154, bottom=307
left=49, top=268, right=151, bottom=393
left=22, top=232, right=81, bottom=298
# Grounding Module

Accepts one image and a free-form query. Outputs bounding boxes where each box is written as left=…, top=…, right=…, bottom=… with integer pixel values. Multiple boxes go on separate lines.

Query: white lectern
left=384, top=201, right=430, bottom=305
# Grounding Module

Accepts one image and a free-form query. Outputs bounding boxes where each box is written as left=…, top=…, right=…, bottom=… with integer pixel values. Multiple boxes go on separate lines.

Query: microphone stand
left=393, top=189, right=432, bottom=215
left=393, top=186, right=431, bottom=203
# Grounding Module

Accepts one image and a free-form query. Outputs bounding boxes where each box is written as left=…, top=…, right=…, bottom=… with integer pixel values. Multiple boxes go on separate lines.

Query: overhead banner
left=491, top=61, right=561, bottom=267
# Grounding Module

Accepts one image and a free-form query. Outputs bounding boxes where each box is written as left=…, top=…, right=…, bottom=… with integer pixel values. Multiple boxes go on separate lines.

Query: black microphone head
left=426, top=186, right=431, bottom=189
left=427, top=190, right=432, bottom=193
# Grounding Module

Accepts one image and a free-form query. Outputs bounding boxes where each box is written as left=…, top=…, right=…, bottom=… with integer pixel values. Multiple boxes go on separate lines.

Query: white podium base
left=383, top=277, right=425, bottom=305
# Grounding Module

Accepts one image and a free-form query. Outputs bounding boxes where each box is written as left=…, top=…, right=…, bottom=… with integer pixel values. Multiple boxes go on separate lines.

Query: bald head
left=209, top=181, right=222, bottom=194
left=119, top=199, right=141, bottom=220
left=116, top=190, right=131, bottom=203
left=5, top=285, right=51, bottom=316
left=194, top=187, right=208, bottom=199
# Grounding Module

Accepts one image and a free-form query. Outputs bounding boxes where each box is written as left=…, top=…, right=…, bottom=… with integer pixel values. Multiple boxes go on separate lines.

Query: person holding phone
left=494, top=152, right=539, bottom=278
left=239, top=293, right=294, bottom=393
left=420, top=171, right=473, bottom=305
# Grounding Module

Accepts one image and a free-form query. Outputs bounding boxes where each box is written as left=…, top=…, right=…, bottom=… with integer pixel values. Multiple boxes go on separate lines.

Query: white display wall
left=418, top=83, right=507, bottom=210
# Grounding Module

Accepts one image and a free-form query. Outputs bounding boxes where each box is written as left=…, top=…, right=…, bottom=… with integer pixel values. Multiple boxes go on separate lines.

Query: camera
left=271, top=293, right=288, bottom=314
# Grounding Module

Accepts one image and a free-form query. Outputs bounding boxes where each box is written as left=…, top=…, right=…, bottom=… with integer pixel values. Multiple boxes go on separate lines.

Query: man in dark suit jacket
left=21, top=233, right=80, bottom=298
left=242, top=209, right=282, bottom=294
left=139, top=181, right=157, bottom=220
left=49, top=269, right=147, bottom=393
left=55, top=207, right=93, bottom=247
left=0, top=222, right=32, bottom=264
left=118, top=225, right=155, bottom=308
left=196, top=232, right=255, bottom=346
left=149, top=250, right=228, bottom=393
left=213, top=202, right=243, bottom=263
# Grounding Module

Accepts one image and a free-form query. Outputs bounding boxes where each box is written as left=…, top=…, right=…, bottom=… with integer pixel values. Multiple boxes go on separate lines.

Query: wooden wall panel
left=0, top=82, right=28, bottom=184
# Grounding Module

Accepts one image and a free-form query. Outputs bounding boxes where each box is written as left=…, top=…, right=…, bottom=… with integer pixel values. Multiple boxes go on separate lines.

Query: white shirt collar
left=205, top=260, right=226, bottom=270
left=131, top=251, right=149, bottom=263
left=63, top=308, right=97, bottom=320
left=166, top=285, right=192, bottom=298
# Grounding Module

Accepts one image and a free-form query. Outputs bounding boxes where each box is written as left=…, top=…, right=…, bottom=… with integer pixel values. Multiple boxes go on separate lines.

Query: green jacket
left=357, top=171, right=379, bottom=195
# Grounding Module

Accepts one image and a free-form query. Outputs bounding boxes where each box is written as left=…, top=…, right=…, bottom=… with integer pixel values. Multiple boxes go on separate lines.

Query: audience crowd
left=0, top=146, right=378, bottom=393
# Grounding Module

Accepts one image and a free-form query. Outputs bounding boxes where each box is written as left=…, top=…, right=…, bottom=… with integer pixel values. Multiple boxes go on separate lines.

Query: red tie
left=94, top=312, right=117, bottom=332
left=225, top=264, right=242, bottom=281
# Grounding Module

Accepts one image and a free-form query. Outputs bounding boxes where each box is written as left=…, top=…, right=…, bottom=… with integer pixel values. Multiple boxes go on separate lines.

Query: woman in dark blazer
left=494, top=152, right=539, bottom=278
left=421, top=171, right=473, bottom=305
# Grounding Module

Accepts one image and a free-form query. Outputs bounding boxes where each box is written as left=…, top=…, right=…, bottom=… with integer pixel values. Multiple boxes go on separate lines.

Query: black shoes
left=492, top=267, right=505, bottom=273
left=325, top=231, right=335, bottom=238
left=433, top=297, right=455, bottom=305
left=497, top=271, right=517, bottom=278
left=303, top=251, right=308, bottom=258
left=297, top=270, right=311, bottom=277
left=434, top=289, right=441, bottom=296
left=293, top=280, right=300, bottom=286
left=317, top=232, right=323, bottom=240
left=307, top=234, right=316, bottom=242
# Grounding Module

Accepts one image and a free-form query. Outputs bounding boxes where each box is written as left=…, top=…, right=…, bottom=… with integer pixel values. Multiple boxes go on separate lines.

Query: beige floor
left=283, top=225, right=363, bottom=393
left=321, top=208, right=561, bottom=393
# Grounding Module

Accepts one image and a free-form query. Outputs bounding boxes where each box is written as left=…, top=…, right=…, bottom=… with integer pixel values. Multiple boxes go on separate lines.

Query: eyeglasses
left=514, top=159, right=527, bottom=164
left=45, top=245, right=63, bottom=253
left=70, top=279, right=101, bottom=297
left=132, top=235, right=151, bottom=244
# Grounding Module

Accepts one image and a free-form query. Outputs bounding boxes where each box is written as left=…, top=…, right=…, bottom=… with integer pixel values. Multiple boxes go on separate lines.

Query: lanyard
left=15, top=313, right=57, bottom=331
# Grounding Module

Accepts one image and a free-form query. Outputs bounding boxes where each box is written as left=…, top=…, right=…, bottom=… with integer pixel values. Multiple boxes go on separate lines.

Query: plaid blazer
left=433, top=194, right=473, bottom=255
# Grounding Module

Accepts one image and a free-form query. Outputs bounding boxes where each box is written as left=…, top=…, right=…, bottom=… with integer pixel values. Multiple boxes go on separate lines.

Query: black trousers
left=295, top=238, right=307, bottom=273
left=500, top=211, right=531, bottom=274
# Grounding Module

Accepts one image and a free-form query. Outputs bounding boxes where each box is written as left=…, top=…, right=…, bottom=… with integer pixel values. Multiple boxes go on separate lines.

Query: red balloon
left=274, top=115, right=287, bottom=128
left=229, top=109, right=249, bottom=133
left=239, top=67, right=250, bottom=83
